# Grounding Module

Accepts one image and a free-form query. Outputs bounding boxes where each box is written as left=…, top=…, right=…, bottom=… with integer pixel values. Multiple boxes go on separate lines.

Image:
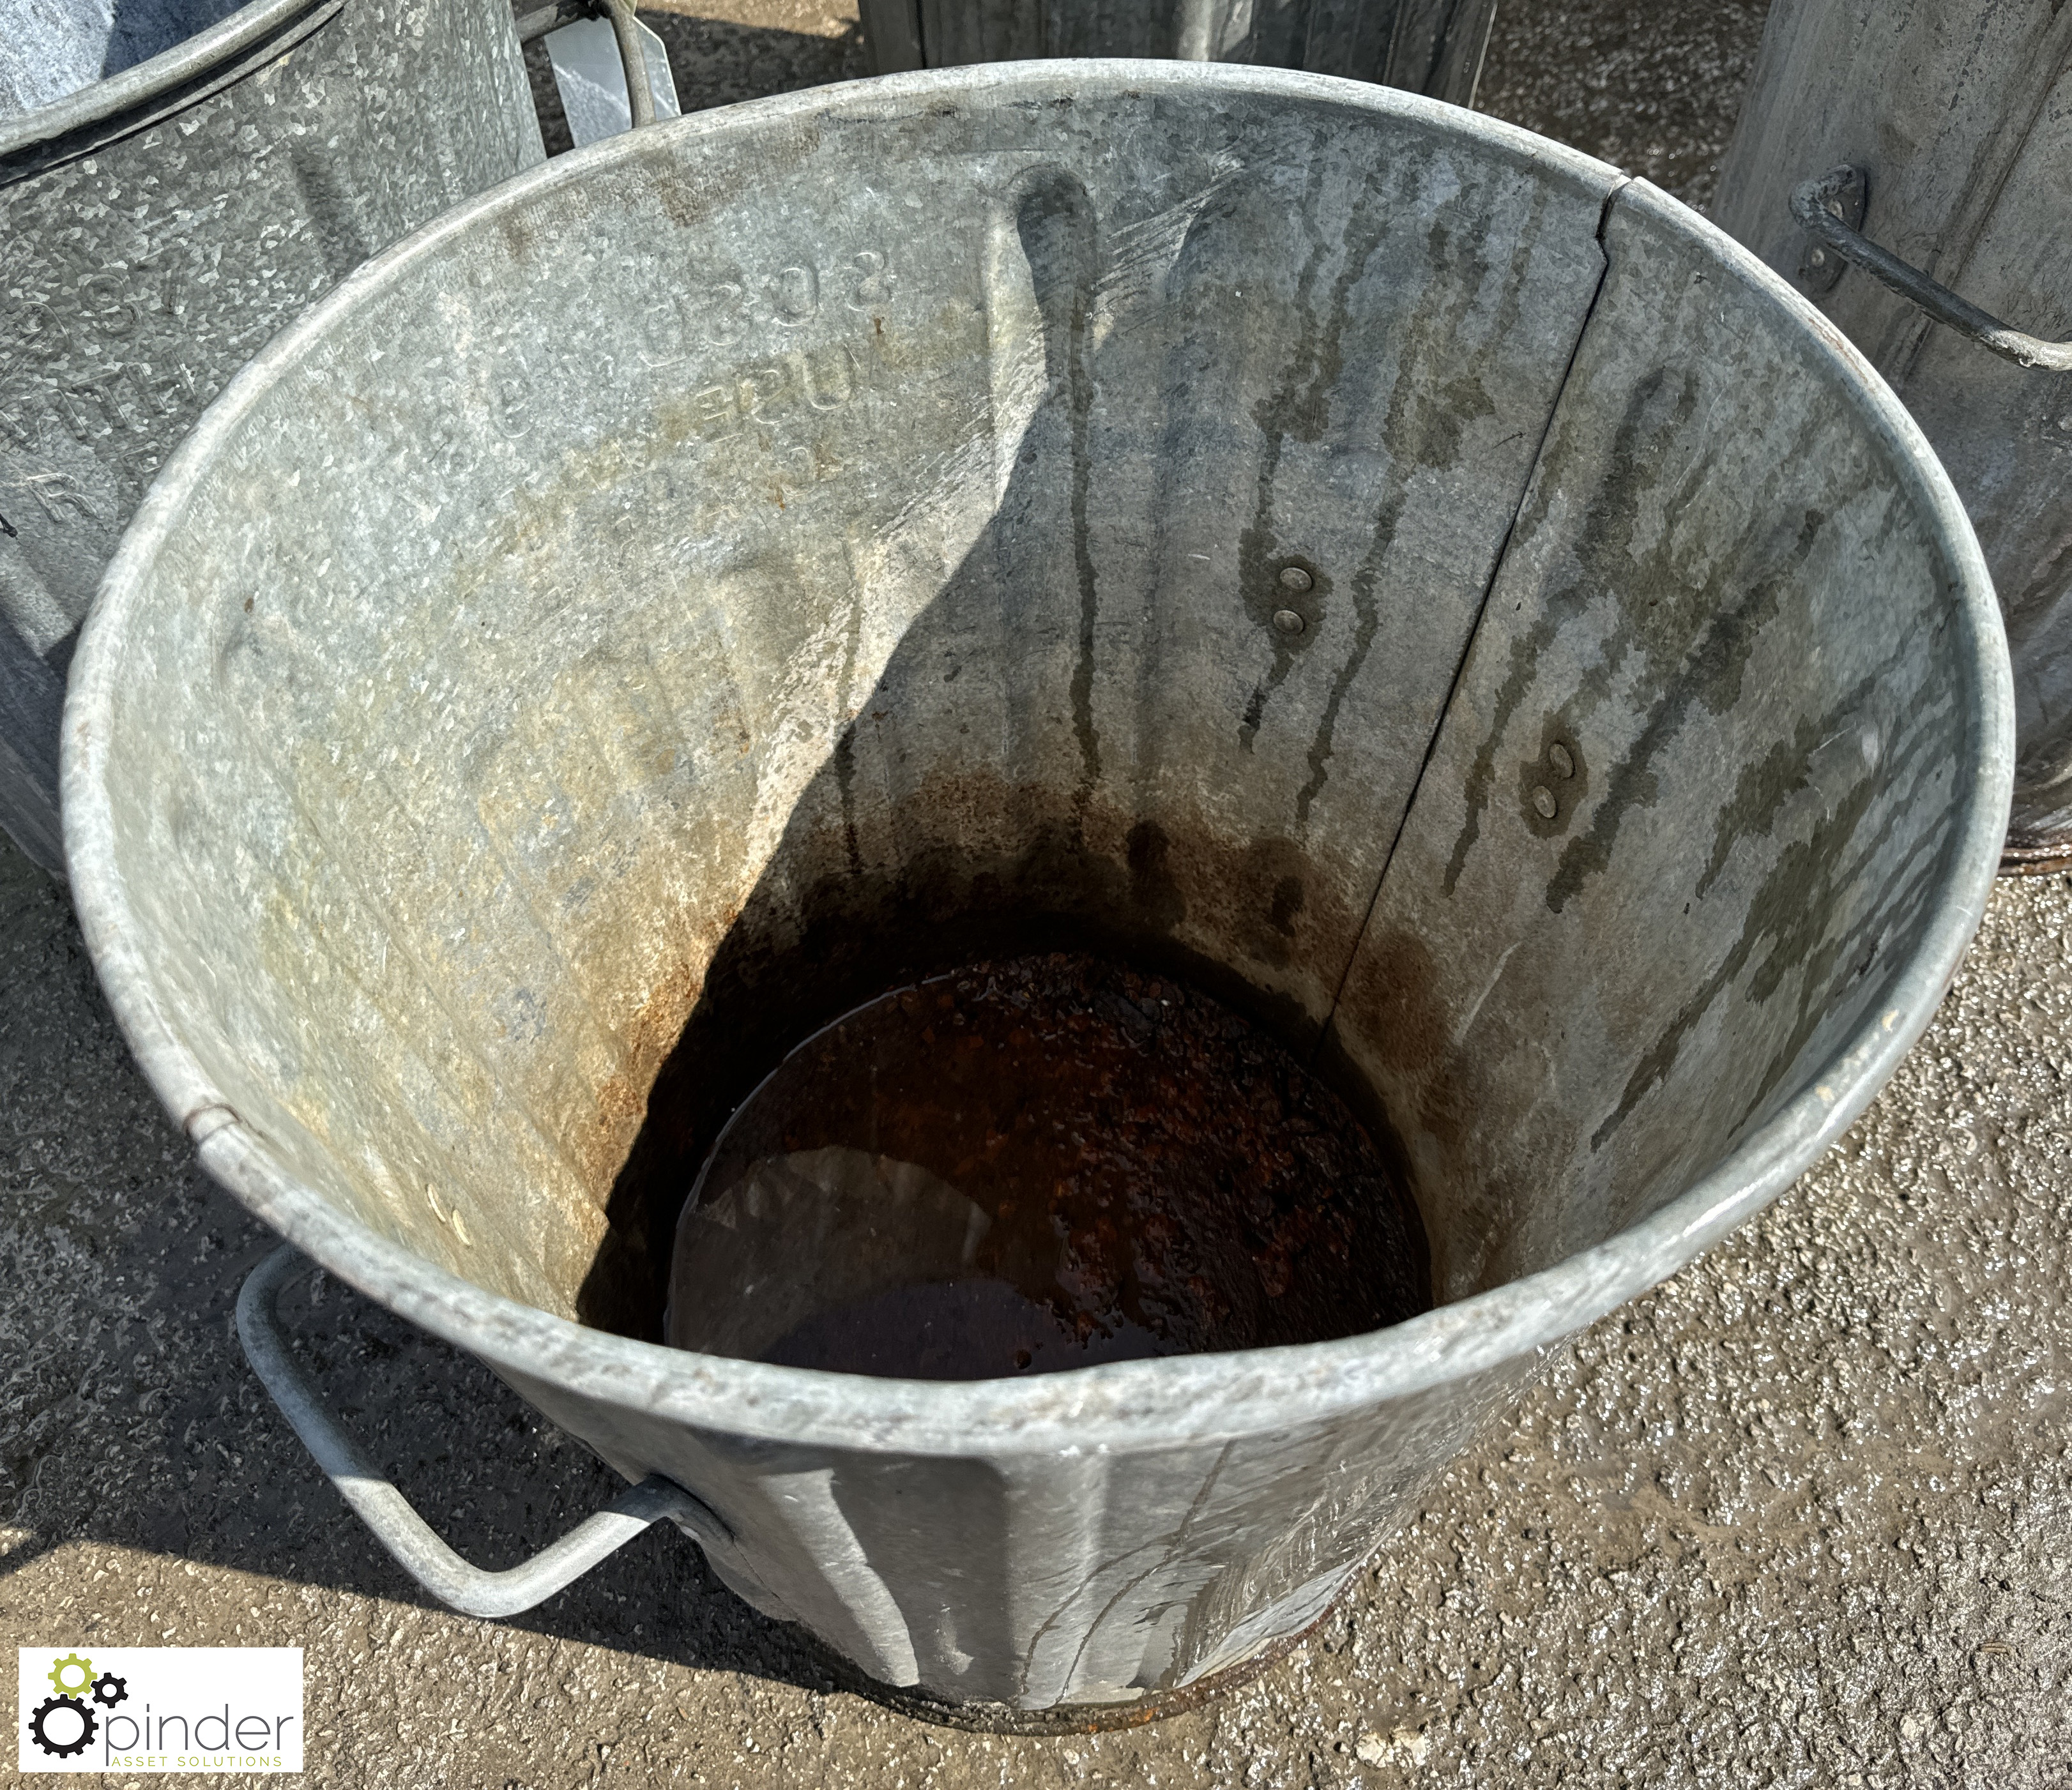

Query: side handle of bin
left=236, top=1244, right=722, bottom=1618
left=1791, top=165, right=2072, bottom=372
left=512, top=0, right=657, bottom=128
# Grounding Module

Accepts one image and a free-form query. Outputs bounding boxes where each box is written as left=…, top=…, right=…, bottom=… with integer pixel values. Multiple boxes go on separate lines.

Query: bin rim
left=0, top=0, right=331, bottom=162
left=61, top=60, right=2015, bottom=1459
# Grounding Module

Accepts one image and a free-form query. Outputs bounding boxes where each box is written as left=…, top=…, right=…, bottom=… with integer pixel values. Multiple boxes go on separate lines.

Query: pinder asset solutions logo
left=18, top=1648, right=302, bottom=1774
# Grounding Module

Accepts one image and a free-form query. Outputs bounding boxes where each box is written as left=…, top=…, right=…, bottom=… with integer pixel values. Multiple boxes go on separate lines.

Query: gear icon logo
left=26, top=1655, right=121, bottom=1759
left=45, top=1654, right=93, bottom=1697
left=27, top=1693, right=96, bottom=1759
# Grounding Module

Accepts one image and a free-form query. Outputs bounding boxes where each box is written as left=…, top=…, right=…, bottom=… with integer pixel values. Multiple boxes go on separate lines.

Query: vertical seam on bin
left=1309, top=176, right=1632, bottom=1061
left=1047, top=1437, right=1235, bottom=1703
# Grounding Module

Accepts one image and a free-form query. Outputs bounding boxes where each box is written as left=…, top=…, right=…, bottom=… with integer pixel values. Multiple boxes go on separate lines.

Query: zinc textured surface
left=0, top=0, right=544, bottom=872
left=0, top=0, right=246, bottom=115
left=4, top=0, right=2069, bottom=1780
left=1710, top=0, right=2072, bottom=850
left=61, top=49, right=2002, bottom=1722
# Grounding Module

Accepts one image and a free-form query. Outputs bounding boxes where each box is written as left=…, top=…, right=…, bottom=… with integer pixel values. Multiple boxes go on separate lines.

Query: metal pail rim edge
left=0, top=0, right=331, bottom=162
left=61, top=61, right=2015, bottom=1460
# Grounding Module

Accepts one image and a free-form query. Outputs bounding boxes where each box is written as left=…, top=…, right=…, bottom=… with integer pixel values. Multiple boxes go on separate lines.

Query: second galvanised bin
left=1712, top=0, right=2072, bottom=868
left=0, top=0, right=544, bottom=874
left=858, top=0, right=1501, bottom=107
left=66, top=63, right=2009, bottom=1729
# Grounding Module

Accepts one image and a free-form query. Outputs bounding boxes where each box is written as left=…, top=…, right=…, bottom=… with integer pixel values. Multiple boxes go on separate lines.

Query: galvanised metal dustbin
left=65, top=63, right=2010, bottom=1728
left=0, top=0, right=544, bottom=874
left=1711, top=0, right=2072, bottom=868
left=857, top=0, right=1500, bottom=108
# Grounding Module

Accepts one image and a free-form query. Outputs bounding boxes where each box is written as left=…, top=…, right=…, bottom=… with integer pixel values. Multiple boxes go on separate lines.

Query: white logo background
left=17, top=1648, right=302, bottom=1774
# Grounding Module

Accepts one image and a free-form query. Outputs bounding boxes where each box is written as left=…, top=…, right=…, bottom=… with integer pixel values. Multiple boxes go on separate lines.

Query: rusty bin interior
left=70, top=69, right=2003, bottom=1363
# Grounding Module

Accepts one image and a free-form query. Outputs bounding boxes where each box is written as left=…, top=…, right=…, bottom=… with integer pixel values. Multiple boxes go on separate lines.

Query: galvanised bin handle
left=1791, top=165, right=2072, bottom=372
left=237, top=1244, right=717, bottom=1618
left=512, top=0, right=657, bottom=129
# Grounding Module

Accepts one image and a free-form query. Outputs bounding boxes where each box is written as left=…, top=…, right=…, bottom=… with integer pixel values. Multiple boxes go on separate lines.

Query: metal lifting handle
left=236, top=1244, right=719, bottom=1618
left=1791, top=165, right=2072, bottom=372
left=512, top=0, right=656, bottom=128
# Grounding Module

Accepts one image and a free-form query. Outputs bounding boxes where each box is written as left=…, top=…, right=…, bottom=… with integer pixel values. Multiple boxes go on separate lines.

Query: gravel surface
left=14, top=4, right=2070, bottom=1786
left=1476, top=0, right=1774, bottom=209
left=7, top=835, right=2068, bottom=1787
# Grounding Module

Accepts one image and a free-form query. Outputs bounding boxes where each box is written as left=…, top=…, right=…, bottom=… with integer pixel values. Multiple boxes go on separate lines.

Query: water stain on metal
left=1442, top=348, right=1849, bottom=918
left=1592, top=677, right=1940, bottom=1152
left=1233, top=150, right=1361, bottom=752
left=1541, top=500, right=1829, bottom=914
left=63, top=66, right=2011, bottom=1717
left=1279, top=185, right=1548, bottom=823
left=1442, top=365, right=1695, bottom=896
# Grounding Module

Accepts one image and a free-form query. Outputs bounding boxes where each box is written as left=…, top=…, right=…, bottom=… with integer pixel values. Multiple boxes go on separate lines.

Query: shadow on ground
left=0, top=830, right=837, bottom=1694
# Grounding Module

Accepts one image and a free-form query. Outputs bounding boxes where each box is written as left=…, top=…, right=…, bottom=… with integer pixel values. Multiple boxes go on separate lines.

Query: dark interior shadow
left=520, top=9, right=868, bottom=157
left=1, top=0, right=240, bottom=114
left=100, top=0, right=249, bottom=79
left=583, top=160, right=1429, bottom=1341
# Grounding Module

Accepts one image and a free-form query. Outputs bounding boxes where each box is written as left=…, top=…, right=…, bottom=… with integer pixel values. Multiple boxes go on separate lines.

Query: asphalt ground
left=12, top=3, right=2071, bottom=1786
